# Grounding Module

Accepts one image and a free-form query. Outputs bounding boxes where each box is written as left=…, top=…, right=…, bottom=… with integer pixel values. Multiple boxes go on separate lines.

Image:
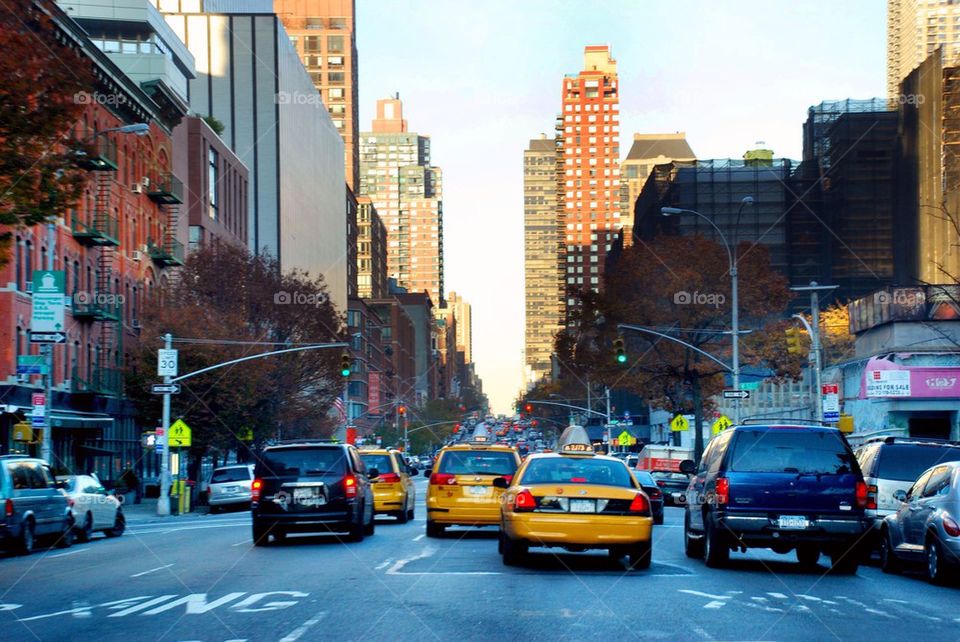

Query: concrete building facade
left=356, top=196, right=388, bottom=299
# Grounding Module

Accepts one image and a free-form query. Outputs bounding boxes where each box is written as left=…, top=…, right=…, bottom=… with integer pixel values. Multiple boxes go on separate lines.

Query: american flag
left=333, top=397, right=346, bottom=421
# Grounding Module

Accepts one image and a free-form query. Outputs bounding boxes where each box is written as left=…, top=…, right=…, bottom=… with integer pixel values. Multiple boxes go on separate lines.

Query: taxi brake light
left=855, top=481, right=867, bottom=509
left=430, top=473, right=457, bottom=485
left=943, top=516, right=960, bottom=537
left=715, top=477, right=729, bottom=505
left=513, top=489, right=536, bottom=512
left=570, top=477, right=587, bottom=483
left=4, top=499, right=12, bottom=518
left=251, top=479, right=263, bottom=502
left=344, top=474, right=358, bottom=498
left=629, top=493, right=650, bottom=514
left=378, top=473, right=401, bottom=484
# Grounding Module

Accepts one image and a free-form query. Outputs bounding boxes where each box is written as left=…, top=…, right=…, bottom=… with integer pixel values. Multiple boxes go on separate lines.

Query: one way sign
left=30, top=331, right=66, bottom=344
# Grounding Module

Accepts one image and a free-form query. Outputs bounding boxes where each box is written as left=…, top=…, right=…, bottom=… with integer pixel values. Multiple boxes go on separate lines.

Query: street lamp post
left=661, top=196, right=753, bottom=423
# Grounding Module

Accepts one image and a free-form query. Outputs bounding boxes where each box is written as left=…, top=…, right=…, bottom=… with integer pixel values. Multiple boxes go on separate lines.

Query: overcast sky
left=357, top=0, right=886, bottom=414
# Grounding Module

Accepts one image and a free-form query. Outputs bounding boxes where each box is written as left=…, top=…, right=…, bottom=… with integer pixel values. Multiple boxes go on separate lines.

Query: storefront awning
left=6, top=405, right=114, bottom=428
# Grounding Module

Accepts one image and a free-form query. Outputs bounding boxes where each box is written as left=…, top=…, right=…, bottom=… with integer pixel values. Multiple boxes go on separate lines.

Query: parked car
left=251, top=441, right=376, bottom=545
left=854, top=436, right=960, bottom=548
left=62, top=474, right=124, bottom=541
left=0, top=456, right=73, bottom=554
left=880, top=460, right=960, bottom=583
left=649, top=470, right=692, bottom=506
left=632, top=470, right=665, bottom=524
left=207, top=464, right=255, bottom=513
left=682, top=423, right=870, bottom=573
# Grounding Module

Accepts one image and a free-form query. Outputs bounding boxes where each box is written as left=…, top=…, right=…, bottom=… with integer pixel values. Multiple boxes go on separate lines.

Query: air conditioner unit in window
left=141, top=176, right=150, bottom=188
left=131, top=319, right=142, bottom=329
left=25, top=281, right=33, bottom=293
left=139, top=244, right=149, bottom=253
left=131, top=183, right=143, bottom=194
left=130, top=250, right=143, bottom=262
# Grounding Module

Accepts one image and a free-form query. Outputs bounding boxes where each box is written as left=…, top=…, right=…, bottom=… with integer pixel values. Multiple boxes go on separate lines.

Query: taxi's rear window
left=522, top=458, right=634, bottom=487
left=360, top=454, right=394, bottom=474
left=211, top=467, right=252, bottom=483
left=439, top=450, right=517, bottom=476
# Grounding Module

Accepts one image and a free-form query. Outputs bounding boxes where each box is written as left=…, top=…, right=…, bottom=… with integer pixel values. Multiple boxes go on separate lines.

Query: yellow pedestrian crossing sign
left=617, top=430, right=636, bottom=446
left=168, top=419, right=192, bottom=447
left=670, top=415, right=689, bottom=432
left=711, top=415, right=733, bottom=435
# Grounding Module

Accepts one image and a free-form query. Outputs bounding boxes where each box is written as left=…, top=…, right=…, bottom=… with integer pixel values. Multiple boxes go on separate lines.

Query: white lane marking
left=834, top=596, right=866, bottom=608
left=388, top=571, right=501, bottom=576
left=767, top=592, right=788, bottom=599
left=127, top=523, right=248, bottom=535
left=883, top=598, right=910, bottom=604
left=385, top=546, right=437, bottom=575
left=130, top=564, right=173, bottom=578
left=679, top=589, right=732, bottom=601
left=703, top=601, right=726, bottom=609
left=798, top=595, right=822, bottom=602
left=412, top=534, right=425, bottom=542
left=745, top=602, right=784, bottom=614
left=231, top=540, right=249, bottom=547
left=279, top=610, right=328, bottom=642
left=374, top=559, right=393, bottom=570
left=49, top=549, right=87, bottom=559
left=751, top=597, right=768, bottom=603
left=864, top=608, right=895, bottom=618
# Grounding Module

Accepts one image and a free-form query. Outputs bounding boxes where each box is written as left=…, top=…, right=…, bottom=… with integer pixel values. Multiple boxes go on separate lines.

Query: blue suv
left=680, top=423, right=870, bottom=573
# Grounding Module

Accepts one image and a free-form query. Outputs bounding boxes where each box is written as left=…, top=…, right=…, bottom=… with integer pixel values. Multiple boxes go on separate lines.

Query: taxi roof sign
left=557, top=425, right=594, bottom=454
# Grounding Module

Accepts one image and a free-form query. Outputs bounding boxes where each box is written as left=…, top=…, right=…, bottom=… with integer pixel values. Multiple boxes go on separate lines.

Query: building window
left=189, top=225, right=202, bottom=253
left=208, top=147, right=219, bottom=220
left=327, top=35, right=344, bottom=53
left=328, top=72, right=345, bottom=85
left=328, top=87, right=344, bottom=100
left=328, top=55, right=344, bottom=67
left=329, top=17, right=347, bottom=29
left=304, top=36, right=321, bottom=52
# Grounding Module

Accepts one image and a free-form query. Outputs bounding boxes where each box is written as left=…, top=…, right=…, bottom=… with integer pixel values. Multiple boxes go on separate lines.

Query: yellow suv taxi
left=359, top=448, right=417, bottom=523
left=497, top=425, right=654, bottom=569
left=425, top=435, right=521, bottom=537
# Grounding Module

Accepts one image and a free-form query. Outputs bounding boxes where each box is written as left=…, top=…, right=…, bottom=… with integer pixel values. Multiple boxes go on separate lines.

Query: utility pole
left=40, top=221, right=55, bottom=463
left=158, top=332, right=173, bottom=516
left=790, top=282, right=837, bottom=423
left=605, top=387, right=612, bottom=454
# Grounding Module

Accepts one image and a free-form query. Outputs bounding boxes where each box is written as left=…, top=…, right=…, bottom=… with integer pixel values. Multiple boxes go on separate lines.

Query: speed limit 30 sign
left=157, top=349, right=179, bottom=377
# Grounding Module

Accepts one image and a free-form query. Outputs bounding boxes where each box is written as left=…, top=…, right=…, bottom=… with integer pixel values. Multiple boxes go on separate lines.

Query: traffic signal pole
left=790, top=282, right=837, bottom=423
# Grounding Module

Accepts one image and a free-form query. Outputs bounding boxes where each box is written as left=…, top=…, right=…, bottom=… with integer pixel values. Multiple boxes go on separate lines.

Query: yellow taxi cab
left=497, top=425, right=654, bottom=569
left=359, top=447, right=417, bottom=523
left=425, top=428, right=522, bottom=537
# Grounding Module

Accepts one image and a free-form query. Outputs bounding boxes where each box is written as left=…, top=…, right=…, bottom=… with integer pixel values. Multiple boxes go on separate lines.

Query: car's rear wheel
left=407, top=505, right=415, bottom=521
left=926, top=535, right=948, bottom=584
left=105, top=510, right=125, bottom=538
left=252, top=520, right=271, bottom=546
left=17, top=520, right=35, bottom=555
left=346, top=508, right=366, bottom=542
left=55, top=517, right=74, bottom=548
left=426, top=520, right=445, bottom=538
left=796, top=546, right=820, bottom=568
left=880, top=529, right=900, bottom=574
left=396, top=498, right=409, bottom=524
left=654, top=513, right=664, bottom=526
left=703, top=518, right=729, bottom=567
left=501, top=533, right=527, bottom=567
left=829, top=545, right=860, bottom=574
left=628, top=541, right=652, bottom=570
left=364, top=510, right=376, bottom=536
left=684, top=512, right=704, bottom=559
left=77, top=512, right=93, bottom=543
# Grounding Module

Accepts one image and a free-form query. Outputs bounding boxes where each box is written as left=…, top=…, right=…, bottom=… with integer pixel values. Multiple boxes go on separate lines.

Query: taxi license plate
left=293, top=488, right=326, bottom=506
left=467, top=486, right=489, bottom=496
left=777, top=515, right=809, bottom=529
left=569, top=499, right=596, bottom=513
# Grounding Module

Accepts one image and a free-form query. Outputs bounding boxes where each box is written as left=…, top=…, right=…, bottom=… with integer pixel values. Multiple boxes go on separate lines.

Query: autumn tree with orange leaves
left=0, top=0, right=96, bottom=266
left=555, top=235, right=802, bottom=460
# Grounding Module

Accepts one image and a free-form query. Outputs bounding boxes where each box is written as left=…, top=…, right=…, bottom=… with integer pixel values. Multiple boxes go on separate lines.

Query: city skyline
left=358, top=0, right=885, bottom=414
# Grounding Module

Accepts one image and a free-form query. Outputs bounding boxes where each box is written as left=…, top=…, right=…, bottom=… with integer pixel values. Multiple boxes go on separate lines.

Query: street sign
left=617, top=430, right=636, bottom=446
left=31, top=393, right=45, bottom=407
left=157, top=349, right=179, bottom=377
left=712, top=415, right=733, bottom=435
left=30, top=270, right=65, bottom=333
left=722, top=389, right=750, bottom=399
left=822, top=383, right=840, bottom=422
left=16, top=355, right=46, bottom=375
left=29, top=331, right=66, bottom=344
left=168, top=419, right=192, bottom=447
left=151, top=383, right=182, bottom=395
left=670, top=415, right=689, bottom=432
left=30, top=415, right=46, bottom=428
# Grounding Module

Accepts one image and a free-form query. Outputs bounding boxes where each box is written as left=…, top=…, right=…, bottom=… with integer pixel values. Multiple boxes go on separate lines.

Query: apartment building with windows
left=887, top=0, right=960, bottom=99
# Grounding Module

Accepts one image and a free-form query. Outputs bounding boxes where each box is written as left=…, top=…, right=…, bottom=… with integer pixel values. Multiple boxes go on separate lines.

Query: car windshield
left=438, top=450, right=517, bottom=476
left=257, top=448, right=347, bottom=477
left=876, top=444, right=960, bottom=482
left=522, top=457, right=634, bottom=487
left=61, top=476, right=79, bottom=492
left=211, top=467, right=252, bottom=483
left=360, top=454, right=394, bottom=473
left=632, top=470, right=656, bottom=486
left=729, top=430, right=855, bottom=474
left=650, top=471, right=689, bottom=481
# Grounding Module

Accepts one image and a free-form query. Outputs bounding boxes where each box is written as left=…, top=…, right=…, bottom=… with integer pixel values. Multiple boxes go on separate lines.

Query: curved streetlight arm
left=618, top=324, right=732, bottom=372
left=170, top=342, right=348, bottom=383
left=662, top=207, right=733, bottom=269
left=791, top=314, right=814, bottom=336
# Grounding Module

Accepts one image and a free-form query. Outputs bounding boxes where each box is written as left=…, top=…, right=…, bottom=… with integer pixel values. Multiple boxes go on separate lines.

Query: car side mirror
left=54, top=480, right=67, bottom=490
left=492, top=477, right=509, bottom=489
left=678, top=459, right=696, bottom=475
left=408, top=467, right=418, bottom=477
left=367, top=468, right=380, bottom=480
left=893, top=489, right=907, bottom=503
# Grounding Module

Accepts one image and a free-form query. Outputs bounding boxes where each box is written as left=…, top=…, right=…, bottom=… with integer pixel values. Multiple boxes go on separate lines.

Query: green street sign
left=31, top=270, right=65, bottom=332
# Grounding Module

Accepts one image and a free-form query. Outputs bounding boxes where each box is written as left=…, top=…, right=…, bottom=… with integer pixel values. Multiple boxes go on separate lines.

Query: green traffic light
left=617, top=354, right=627, bottom=363
left=341, top=368, right=351, bottom=377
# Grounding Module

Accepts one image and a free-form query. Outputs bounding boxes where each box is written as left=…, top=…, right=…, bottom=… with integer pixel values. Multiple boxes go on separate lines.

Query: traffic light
left=524, top=403, right=533, bottom=414
left=398, top=404, right=407, bottom=416
left=613, top=336, right=627, bottom=364
left=785, top=327, right=804, bottom=354
left=340, top=352, right=352, bottom=377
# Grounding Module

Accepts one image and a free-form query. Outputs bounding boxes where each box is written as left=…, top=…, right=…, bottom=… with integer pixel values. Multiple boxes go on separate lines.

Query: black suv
left=681, top=423, right=870, bottom=573
left=0, top=456, right=74, bottom=554
left=251, top=441, right=377, bottom=545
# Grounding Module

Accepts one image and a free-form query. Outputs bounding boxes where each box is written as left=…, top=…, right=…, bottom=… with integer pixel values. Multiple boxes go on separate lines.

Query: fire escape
left=147, top=172, right=185, bottom=269
left=72, top=136, right=122, bottom=397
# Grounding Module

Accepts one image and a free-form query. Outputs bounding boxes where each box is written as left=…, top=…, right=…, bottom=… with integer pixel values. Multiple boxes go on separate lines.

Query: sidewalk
left=121, top=498, right=211, bottom=524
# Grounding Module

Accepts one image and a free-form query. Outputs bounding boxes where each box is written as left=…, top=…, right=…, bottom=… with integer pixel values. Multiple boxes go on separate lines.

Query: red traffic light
left=398, top=405, right=406, bottom=415
left=524, top=403, right=533, bottom=413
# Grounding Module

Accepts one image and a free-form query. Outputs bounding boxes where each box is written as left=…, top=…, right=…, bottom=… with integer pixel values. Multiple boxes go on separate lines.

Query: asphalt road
left=2, top=477, right=958, bottom=641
